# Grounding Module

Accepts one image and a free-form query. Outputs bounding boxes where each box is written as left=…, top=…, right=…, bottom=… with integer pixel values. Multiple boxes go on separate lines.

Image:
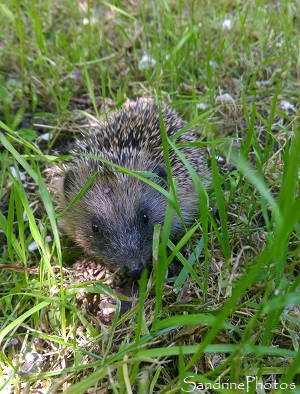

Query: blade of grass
left=0, top=301, right=51, bottom=344
left=211, top=147, right=231, bottom=260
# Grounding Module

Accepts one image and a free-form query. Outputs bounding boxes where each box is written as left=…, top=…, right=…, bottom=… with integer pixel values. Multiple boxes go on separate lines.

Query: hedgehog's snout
left=123, top=261, right=148, bottom=281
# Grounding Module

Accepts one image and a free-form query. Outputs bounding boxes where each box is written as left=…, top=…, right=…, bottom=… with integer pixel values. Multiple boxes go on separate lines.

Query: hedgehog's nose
left=124, top=263, right=145, bottom=281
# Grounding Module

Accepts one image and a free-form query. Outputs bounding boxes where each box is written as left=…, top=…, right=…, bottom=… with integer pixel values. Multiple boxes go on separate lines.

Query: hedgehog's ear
left=63, top=169, right=77, bottom=202
left=151, top=165, right=168, bottom=188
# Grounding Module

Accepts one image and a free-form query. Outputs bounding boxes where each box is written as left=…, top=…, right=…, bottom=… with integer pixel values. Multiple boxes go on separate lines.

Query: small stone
left=10, top=166, right=26, bottom=180
left=209, top=59, right=218, bottom=69
left=28, top=236, right=52, bottom=252
left=278, top=100, right=296, bottom=115
left=197, top=102, right=209, bottom=110
left=222, top=19, right=232, bottom=31
left=216, top=156, right=225, bottom=164
left=215, top=93, right=235, bottom=105
left=138, top=55, right=156, bottom=70
left=39, top=133, right=54, bottom=141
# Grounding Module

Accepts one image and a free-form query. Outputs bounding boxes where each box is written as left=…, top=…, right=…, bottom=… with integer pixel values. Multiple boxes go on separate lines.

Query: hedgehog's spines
left=56, top=101, right=210, bottom=280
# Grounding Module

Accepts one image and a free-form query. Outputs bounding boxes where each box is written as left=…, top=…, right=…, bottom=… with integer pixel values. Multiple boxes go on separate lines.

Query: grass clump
left=1, top=0, right=300, bottom=393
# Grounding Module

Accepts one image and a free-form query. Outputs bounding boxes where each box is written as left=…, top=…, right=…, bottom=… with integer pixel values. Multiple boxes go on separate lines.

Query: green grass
left=1, top=0, right=300, bottom=393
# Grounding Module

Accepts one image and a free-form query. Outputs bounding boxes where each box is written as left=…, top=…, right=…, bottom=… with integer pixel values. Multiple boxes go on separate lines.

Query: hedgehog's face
left=86, top=200, right=161, bottom=280
left=61, top=166, right=168, bottom=281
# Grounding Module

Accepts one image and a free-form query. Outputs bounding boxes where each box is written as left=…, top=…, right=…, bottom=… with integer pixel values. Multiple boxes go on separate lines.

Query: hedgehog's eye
left=92, top=224, right=99, bottom=233
left=142, top=214, right=149, bottom=224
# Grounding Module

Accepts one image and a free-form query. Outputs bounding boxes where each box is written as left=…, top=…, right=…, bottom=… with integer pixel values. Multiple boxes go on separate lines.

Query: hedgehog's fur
left=56, top=102, right=210, bottom=280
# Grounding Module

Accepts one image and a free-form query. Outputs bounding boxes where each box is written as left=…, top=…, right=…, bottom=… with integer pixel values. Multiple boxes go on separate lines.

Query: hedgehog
left=56, top=102, right=210, bottom=281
